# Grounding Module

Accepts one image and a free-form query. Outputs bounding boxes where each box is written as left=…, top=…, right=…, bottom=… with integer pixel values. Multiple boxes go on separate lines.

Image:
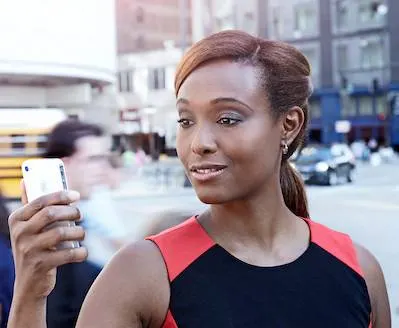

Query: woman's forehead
left=177, top=60, right=262, bottom=102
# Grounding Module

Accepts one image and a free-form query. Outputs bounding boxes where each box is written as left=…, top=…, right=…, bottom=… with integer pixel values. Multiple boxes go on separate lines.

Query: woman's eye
left=177, top=118, right=193, bottom=128
left=217, top=117, right=241, bottom=126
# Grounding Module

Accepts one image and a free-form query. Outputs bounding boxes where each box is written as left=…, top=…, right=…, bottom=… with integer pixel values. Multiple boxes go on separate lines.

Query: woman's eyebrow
left=210, top=97, right=254, bottom=112
left=177, top=97, right=254, bottom=112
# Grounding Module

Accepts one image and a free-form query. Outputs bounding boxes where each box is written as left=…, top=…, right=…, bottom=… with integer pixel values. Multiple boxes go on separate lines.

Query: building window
left=118, top=70, right=134, bottom=93
left=360, top=40, right=383, bottom=69
left=272, top=7, right=283, bottom=39
left=358, top=96, right=373, bottom=115
left=336, top=44, right=348, bottom=71
left=357, top=0, right=386, bottom=24
left=335, top=0, right=349, bottom=29
left=376, top=95, right=386, bottom=115
left=358, top=1, right=373, bottom=23
left=148, top=67, right=166, bottom=90
left=293, top=2, right=317, bottom=35
left=341, top=95, right=356, bottom=117
left=309, top=99, right=321, bottom=118
left=136, top=35, right=145, bottom=50
left=136, top=6, right=144, bottom=23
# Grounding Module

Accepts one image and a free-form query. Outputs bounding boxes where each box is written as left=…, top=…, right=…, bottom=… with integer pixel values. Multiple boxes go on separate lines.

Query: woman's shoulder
left=77, top=239, right=170, bottom=327
left=109, top=239, right=168, bottom=283
left=306, top=219, right=363, bottom=276
left=354, top=243, right=391, bottom=327
left=306, top=219, right=390, bottom=326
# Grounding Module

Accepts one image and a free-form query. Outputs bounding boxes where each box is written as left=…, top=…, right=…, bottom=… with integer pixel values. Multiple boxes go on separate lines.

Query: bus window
left=37, top=135, right=48, bottom=154
left=11, top=134, right=25, bottom=153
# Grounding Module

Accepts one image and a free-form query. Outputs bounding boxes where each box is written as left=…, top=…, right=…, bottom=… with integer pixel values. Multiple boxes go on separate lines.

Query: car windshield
left=296, top=147, right=331, bottom=163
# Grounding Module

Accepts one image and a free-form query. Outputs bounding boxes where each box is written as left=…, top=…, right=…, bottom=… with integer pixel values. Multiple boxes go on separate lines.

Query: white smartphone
left=22, top=158, right=80, bottom=249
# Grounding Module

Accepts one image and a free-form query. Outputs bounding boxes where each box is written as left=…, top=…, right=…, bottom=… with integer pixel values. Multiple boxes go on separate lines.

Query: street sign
left=335, top=120, right=351, bottom=133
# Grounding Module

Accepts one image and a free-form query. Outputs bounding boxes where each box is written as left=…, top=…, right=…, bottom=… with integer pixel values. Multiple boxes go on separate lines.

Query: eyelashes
left=177, top=117, right=243, bottom=128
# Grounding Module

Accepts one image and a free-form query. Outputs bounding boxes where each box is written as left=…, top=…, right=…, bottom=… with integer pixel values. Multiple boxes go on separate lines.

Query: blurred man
left=0, top=193, right=14, bottom=328
left=44, top=119, right=127, bottom=328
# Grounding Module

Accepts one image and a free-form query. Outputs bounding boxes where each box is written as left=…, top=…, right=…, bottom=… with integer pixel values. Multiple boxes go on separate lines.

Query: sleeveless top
left=147, top=217, right=372, bottom=328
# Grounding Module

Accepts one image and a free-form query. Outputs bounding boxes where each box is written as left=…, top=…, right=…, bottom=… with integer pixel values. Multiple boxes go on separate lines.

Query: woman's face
left=176, top=60, right=286, bottom=204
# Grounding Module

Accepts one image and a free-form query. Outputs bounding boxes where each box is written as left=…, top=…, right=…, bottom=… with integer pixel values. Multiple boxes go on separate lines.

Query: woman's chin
left=194, top=189, right=230, bottom=205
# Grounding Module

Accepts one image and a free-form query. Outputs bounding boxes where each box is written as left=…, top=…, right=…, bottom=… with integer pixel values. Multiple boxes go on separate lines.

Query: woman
left=8, top=31, right=390, bottom=327
left=0, top=194, right=14, bottom=328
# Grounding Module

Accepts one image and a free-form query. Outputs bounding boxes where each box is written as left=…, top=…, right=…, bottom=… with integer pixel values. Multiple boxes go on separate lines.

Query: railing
left=137, top=161, right=187, bottom=189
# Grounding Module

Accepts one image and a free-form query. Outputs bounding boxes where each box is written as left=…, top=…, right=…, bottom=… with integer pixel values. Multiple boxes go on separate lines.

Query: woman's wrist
left=8, top=294, right=47, bottom=328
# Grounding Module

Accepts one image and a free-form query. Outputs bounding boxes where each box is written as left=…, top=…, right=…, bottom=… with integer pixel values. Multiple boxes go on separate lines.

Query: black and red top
left=147, top=217, right=372, bottom=328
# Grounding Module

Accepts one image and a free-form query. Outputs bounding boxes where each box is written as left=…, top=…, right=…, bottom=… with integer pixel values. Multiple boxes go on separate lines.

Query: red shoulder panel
left=146, top=216, right=215, bottom=282
left=305, top=218, right=364, bottom=277
left=162, top=310, right=178, bottom=328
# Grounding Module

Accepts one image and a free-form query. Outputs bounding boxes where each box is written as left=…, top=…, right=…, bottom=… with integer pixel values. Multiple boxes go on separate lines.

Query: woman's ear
left=281, top=106, right=305, bottom=145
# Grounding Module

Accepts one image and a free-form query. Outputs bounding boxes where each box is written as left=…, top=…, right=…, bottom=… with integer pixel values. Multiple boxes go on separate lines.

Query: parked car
left=291, top=144, right=356, bottom=185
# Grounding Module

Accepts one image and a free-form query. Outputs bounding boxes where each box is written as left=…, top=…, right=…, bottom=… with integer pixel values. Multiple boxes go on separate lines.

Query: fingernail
left=67, top=190, right=80, bottom=201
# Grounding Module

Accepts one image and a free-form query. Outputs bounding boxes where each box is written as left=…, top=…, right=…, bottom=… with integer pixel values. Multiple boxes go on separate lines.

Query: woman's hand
left=9, top=184, right=88, bottom=302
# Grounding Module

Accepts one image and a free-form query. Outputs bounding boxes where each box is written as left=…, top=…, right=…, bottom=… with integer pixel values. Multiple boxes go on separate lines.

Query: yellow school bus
left=0, top=109, right=67, bottom=199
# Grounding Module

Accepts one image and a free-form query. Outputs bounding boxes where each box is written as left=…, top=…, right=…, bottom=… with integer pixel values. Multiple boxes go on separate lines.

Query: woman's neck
left=198, top=181, right=309, bottom=266
left=209, top=192, right=293, bottom=244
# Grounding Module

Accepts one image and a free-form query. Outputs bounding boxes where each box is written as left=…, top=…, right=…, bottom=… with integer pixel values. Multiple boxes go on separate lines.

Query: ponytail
left=280, top=161, right=309, bottom=218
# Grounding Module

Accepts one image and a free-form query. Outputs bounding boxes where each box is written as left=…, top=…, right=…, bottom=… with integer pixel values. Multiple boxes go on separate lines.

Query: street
left=114, top=161, right=399, bottom=326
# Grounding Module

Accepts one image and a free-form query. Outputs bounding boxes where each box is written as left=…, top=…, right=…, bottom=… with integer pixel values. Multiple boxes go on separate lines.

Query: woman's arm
left=355, top=243, right=391, bottom=328
left=7, top=189, right=86, bottom=328
left=8, top=184, right=170, bottom=328
left=76, top=240, right=170, bottom=328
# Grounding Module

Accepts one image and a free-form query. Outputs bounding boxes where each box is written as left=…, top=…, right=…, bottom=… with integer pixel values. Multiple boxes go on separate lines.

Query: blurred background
left=0, top=0, right=398, bottom=325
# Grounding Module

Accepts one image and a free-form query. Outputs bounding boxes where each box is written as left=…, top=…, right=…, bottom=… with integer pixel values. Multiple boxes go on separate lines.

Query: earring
left=282, top=142, right=289, bottom=155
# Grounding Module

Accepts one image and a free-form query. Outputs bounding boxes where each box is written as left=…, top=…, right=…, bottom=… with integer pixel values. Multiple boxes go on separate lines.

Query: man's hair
left=44, top=119, right=104, bottom=158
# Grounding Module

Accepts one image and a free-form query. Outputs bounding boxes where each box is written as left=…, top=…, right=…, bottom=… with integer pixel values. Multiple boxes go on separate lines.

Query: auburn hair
left=174, top=30, right=312, bottom=218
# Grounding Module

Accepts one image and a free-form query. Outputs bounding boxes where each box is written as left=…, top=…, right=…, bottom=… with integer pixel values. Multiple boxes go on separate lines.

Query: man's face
left=64, top=136, right=109, bottom=199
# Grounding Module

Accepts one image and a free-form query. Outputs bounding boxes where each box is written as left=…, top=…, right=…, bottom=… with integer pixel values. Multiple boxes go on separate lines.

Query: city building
left=116, top=0, right=192, bottom=53
left=116, top=0, right=192, bottom=153
left=265, top=0, right=399, bottom=148
left=117, top=45, right=183, bottom=153
left=191, top=0, right=262, bottom=42
left=0, top=0, right=119, bottom=133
